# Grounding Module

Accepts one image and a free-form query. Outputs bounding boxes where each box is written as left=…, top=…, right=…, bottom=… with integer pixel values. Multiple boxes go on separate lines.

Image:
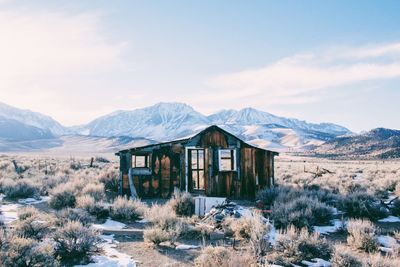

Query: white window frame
left=218, top=149, right=237, bottom=171
left=132, top=154, right=150, bottom=169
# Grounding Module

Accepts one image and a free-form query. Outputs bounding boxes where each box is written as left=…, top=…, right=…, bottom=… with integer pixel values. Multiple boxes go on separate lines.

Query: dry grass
left=347, top=219, right=378, bottom=252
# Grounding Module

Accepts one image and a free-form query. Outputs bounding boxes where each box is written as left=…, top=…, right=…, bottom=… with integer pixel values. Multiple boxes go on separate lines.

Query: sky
left=0, top=0, right=400, bottom=132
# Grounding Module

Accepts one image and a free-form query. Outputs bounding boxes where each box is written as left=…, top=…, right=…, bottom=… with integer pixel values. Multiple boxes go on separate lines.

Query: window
left=132, top=155, right=150, bottom=168
left=218, top=149, right=236, bottom=171
left=190, top=149, right=205, bottom=190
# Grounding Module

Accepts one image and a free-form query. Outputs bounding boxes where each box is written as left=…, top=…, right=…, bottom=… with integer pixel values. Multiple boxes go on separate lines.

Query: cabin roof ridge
left=115, top=124, right=279, bottom=155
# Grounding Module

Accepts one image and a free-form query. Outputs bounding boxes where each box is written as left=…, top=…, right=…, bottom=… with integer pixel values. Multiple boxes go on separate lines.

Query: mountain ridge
left=311, top=127, right=400, bottom=159
left=0, top=101, right=353, bottom=151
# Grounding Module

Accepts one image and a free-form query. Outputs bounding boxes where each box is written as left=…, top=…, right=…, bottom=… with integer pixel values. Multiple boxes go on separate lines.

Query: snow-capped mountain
left=75, top=102, right=210, bottom=141
left=0, top=101, right=67, bottom=135
left=76, top=102, right=351, bottom=151
left=0, top=101, right=353, bottom=152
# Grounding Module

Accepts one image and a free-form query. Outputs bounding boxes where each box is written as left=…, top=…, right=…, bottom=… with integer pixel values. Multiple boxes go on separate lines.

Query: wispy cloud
left=209, top=42, right=400, bottom=103
left=0, top=5, right=129, bottom=125
left=0, top=9, right=126, bottom=78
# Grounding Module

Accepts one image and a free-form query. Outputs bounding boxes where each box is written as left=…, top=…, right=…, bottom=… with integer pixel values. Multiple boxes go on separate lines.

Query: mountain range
left=0, top=101, right=354, bottom=153
left=311, top=128, right=400, bottom=159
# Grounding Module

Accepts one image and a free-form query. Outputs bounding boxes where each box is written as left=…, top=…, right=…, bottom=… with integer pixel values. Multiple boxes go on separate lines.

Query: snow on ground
left=313, top=219, right=343, bottom=235
left=75, top=234, right=136, bottom=267
left=378, top=235, right=399, bottom=253
left=301, top=258, right=331, bottom=267
left=92, top=218, right=126, bottom=231
left=0, top=203, right=21, bottom=224
left=18, top=196, right=50, bottom=204
left=384, top=192, right=398, bottom=205
left=378, top=216, right=400, bottom=223
left=352, top=173, right=363, bottom=180
left=0, top=195, right=50, bottom=224
left=267, top=222, right=276, bottom=245
left=236, top=206, right=253, bottom=218
left=175, top=244, right=200, bottom=250
left=136, top=218, right=149, bottom=223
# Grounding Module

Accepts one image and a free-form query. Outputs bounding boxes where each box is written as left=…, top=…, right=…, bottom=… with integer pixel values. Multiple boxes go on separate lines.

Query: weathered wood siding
left=118, top=125, right=276, bottom=200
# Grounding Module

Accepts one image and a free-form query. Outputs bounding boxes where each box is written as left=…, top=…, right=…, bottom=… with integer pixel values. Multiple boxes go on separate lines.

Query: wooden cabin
left=116, top=125, right=278, bottom=200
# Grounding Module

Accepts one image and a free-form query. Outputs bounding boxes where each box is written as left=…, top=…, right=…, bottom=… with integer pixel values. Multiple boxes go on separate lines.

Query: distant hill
left=0, top=135, right=152, bottom=154
left=311, top=128, right=400, bottom=159
left=0, top=101, right=68, bottom=136
left=0, top=116, right=54, bottom=141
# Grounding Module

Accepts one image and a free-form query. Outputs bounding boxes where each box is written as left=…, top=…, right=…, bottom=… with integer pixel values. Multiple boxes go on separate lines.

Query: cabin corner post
left=184, top=146, right=189, bottom=192
left=118, top=171, right=123, bottom=195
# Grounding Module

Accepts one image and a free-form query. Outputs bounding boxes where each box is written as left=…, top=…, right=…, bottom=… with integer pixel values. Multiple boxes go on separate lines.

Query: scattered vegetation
left=0, top=178, right=39, bottom=199
left=341, top=192, right=389, bottom=221
left=194, top=246, right=257, bottom=267
left=331, top=245, right=363, bottom=267
left=53, top=221, right=100, bottom=265
left=272, top=195, right=334, bottom=229
left=346, top=219, right=378, bottom=252
left=49, top=183, right=77, bottom=210
left=168, top=189, right=194, bottom=216
left=269, top=225, right=332, bottom=265
left=110, top=196, right=146, bottom=221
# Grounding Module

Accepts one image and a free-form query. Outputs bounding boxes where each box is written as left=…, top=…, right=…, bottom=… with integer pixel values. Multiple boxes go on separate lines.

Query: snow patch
left=267, top=222, right=277, bottom=245
left=175, top=244, right=200, bottom=250
left=378, top=235, right=397, bottom=248
left=0, top=203, right=21, bottom=224
left=313, top=219, right=343, bottom=235
left=301, top=258, right=331, bottom=267
left=18, top=196, right=50, bottom=205
left=75, top=234, right=136, bottom=267
left=378, top=216, right=400, bottom=223
left=92, top=219, right=126, bottom=231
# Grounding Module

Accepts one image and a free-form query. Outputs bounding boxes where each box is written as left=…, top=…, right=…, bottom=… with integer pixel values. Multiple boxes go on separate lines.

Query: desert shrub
left=395, top=184, right=400, bottom=198
left=0, top=237, right=58, bottom=267
left=347, top=219, right=378, bottom=252
left=194, top=246, right=257, bottom=267
left=69, top=161, right=82, bottom=170
left=391, top=199, right=400, bottom=216
left=98, top=170, right=119, bottom=192
left=76, top=195, right=109, bottom=219
left=270, top=225, right=332, bottom=265
left=49, top=184, right=76, bottom=210
left=168, top=189, right=194, bottom=216
left=110, top=196, right=146, bottom=221
left=81, top=183, right=105, bottom=201
left=95, top=157, right=110, bottom=163
left=0, top=178, right=39, bottom=199
left=341, top=192, right=389, bottom=221
left=55, top=208, right=94, bottom=226
left=272, top=195, right=334, bottom=229
left=143, top=227, right=169, bottom=245
left=145, top=204, right=179, bottom=230
left=365, top=253, right=400, bottom=267
left=18, top=206, right=39, bottom=221
left=331, top=245, right=363, bottom=267
left=0, top=229, right=6, bottom=250
left=53, top=221, right=100, bottom=265
left=256, top=186, right=288, bottom=207
left=144, top=203, right=191, bottom=246
left=15, top=216, right=53, bottom=240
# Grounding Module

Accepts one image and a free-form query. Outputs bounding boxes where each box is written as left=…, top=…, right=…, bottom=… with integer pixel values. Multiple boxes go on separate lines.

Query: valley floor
left=0, top=154, right=400, bottom=266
